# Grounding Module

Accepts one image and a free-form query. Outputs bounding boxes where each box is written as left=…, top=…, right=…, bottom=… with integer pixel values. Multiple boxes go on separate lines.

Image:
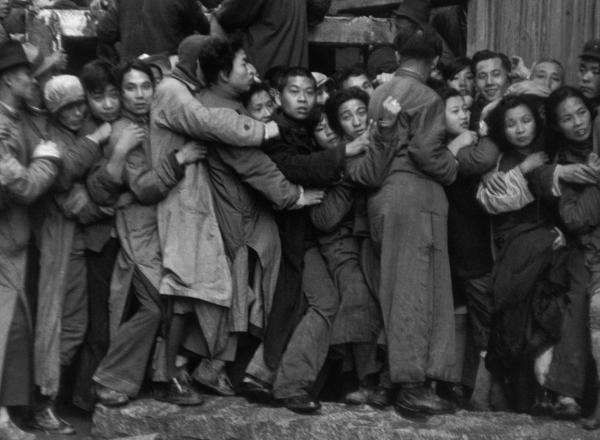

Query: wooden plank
left=28, top=10, right=397, bottom=48
left=467, top=0, right=600, bottom=85
left=309, top=16, right=397, bottom=45
left=330, top=0, right=401, bottom=14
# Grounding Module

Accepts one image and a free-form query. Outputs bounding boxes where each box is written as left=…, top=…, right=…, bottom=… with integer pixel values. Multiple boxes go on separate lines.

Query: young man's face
left=0, top=0, right=12, bottom=20
left=474, top=57, right=508, bottom=103
left=280, top=75, right=316, bottom=120
left=87, top=84, right=120, bottom=122
left=4, top=66, right=34, bottom=103
left=224, top=49, right=255, bottom=95
left=121, top=69, right=153, bottom=116
left=578, top=58, right=600, bottom=100
left=342, top=74, right=374, bottom=96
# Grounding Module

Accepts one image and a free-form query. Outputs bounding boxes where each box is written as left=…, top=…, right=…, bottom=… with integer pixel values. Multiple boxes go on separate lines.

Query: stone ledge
left=92, top=397, right=597, bottom=440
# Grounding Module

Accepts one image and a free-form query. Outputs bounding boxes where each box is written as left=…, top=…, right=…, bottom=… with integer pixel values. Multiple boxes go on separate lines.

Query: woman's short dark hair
left=116, top=59, right=155, bottom=90
left=325, top=87, right=370, bottom=136
left=545, top=86, right=590, bottom=130
left=440, top=57, right=471, bottom=82
left=437, top=87, right=463, bottom=104
left=488, top=95, right=542, bottom=150
left=80, top=59, right=118, bottom=95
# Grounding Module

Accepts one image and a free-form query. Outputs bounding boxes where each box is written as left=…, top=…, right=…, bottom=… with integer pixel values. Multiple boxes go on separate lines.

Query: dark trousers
left=0, top=296, right=32, bottom=406
left=272, top=247, right=339, bottom=399
left=73, top=238, right=119, bottom=410
left=93, top=267, right=162, bottom=397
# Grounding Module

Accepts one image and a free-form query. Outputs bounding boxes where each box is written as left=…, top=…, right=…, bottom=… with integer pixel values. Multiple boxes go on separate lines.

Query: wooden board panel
left=467, top=0, right=600, bottom=85
left=330, top=0, right=401, bottom=14
left=308, top=16, right=397, bottom=45
left=27, top=10, right=397, bottom=47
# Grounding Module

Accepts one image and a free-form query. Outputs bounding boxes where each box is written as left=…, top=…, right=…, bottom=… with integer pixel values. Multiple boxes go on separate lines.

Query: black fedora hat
left=0, top=40, right=31, bottom=74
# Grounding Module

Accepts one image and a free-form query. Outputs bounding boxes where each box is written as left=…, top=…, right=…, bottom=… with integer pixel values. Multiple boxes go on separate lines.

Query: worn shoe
left=366, top=386, right=395, bottom=409
left=395, top=384, right=456, bottom=416
left=239, top=378, right=273, bottom=405
left=552, top=397, right=581, bottom=421
left=282, top=393, right=321, bottom=414
left=154, top=376, right=205, bottom=406
left=0, top=419, right=36, bottom=440
left=30, top=404, right=75, bottom=435
left=192, top=359, right=235, bottom=396
left=437, top=383, right=470, bottom=409
left=345, top=387, right=374, bottom=405
left=95, top=384, right=129, bottom=407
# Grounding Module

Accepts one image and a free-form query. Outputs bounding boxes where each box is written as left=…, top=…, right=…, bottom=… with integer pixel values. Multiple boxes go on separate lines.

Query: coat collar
left=171, top=65, right=203, bottom=94
left=394, top=67, right=427, bottom=83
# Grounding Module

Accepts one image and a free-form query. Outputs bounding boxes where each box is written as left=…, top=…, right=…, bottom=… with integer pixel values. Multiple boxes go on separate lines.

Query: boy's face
left=342, top=74, right=374, bottom=96
left=224, top=49, right=255, bottom=95
left=87, top=84, right=120, bottom=122
left=578, top=58, right=600, bottom=100
left=280, top=75, right=316, bottom=120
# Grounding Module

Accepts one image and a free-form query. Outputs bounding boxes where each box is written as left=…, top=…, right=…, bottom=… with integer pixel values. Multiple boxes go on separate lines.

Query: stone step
left=92, top=396, right=597, bottom=440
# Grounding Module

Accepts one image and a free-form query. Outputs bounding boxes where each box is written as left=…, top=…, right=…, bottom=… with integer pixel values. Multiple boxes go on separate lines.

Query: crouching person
left=88, top=60, right=205, bottom=407
left=0, top=40, right=61, bottom=440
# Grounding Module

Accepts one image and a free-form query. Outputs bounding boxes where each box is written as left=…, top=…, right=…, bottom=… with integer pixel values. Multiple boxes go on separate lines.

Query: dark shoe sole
left=284, top=404, right=321, bottom=415
left=155, top=396, right=205, bottom=406
left=395, top=400, right=455, bottom=417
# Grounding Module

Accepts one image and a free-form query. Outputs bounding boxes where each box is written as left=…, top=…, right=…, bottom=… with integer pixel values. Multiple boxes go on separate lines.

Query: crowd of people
left=2, top=0, right=600, bottom=439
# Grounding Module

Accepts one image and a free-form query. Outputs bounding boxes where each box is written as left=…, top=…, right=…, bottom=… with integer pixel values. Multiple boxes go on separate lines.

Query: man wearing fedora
left=0, top=39, right=61, bottom=440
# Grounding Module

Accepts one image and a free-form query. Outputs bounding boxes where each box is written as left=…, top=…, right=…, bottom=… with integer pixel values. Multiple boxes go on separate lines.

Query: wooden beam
left=309, top=16, right=397, bottom=45
left=329, top=0, right=401, bottom=14
left=26, top=10, right=397, bottom=49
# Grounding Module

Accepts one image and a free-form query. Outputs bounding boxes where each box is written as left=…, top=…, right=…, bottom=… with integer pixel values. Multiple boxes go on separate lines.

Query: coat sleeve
left=96, top=1, right=120, bottom=45
left=124, top=146, right=185, bottom=205
left=309, top=182, right=354, bottom=233
left=54, top=137, right=101, bottom=191
left=154, top=86, right=265, bottom=147
left=345, top=124, right=397, bottom=188
left=456, top=136, right=501, bottom=177
left=86, top=159, right=123, bottom=206
left=264, top=137, right=345, bottom=187
left=407, top=96, right=458, bottom=185
left=215, top=147, right=301, bottom=210
left=1, top=158, right=59, bottom=205
left=527, top=164, right=558, bottom=200
left=559, top=184, right=600, bottom=233
left=476, top=167, right=535, bottom=215
left=214, top=0, right=265, bottom=29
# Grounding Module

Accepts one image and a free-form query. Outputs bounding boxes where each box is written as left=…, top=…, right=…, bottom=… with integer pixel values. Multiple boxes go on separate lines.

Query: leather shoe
left=30, top=403, right=75, bottom=435
left=95, top=384, right=129, bottom=407
left=345, top=387, right=373, bottom=405
left=395, top=384, right=456, bottom=416
left=154, top=376, right=205, bottom=406
left=193, top=359, right=235, bottom=396
left=0, top=419, right=36, bottom=440
left=582, top=417, right=600, bottom=431
left=367, top=386, right=395, bottom=409
left=282, top=393, right=321, bottom=414
left=552, top=398, right=581, bottom=421
left=239, top=380, right=273, bottom=405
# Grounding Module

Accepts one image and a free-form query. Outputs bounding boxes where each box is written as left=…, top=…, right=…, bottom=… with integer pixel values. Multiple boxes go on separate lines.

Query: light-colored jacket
left=0, top=105, right=59, bottom=397
left=150, top=67, right=265, bottom=309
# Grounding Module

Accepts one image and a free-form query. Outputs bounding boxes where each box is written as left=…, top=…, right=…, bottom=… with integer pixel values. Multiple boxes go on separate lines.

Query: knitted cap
left=43, top=74, right=85, bottom=115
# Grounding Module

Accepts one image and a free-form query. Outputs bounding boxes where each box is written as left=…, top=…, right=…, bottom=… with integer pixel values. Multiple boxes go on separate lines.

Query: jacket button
left=244, top=124, right=250, bottom=130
